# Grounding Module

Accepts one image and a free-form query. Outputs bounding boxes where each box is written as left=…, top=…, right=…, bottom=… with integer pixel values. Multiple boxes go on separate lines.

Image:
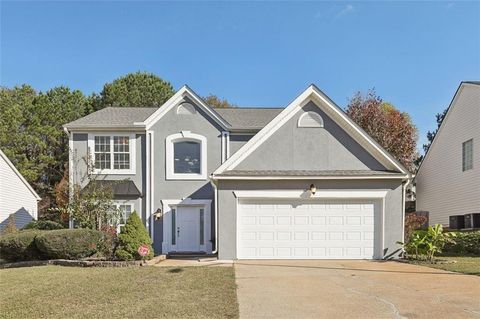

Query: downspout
left=401, top=175, right=413, bottom=244
left=210, top=176, right=219, bottom=255
left=63, top=127, right=74, bottom=229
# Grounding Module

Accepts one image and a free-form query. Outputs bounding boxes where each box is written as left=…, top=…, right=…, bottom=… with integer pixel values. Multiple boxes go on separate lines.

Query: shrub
left=22, top=220, right=64, bottom=231
left=35, top=229, right=104, bottom=260
left=399, top=224, right=455, bottom=262
left=404, top=213, right=427, bottom=243
left=115, top=212, right=153, bottom=261
left=98, top=225, right=119, bottom=259
left=0, top=230, right=45, bottom=262
left=443, top=231, right=480, bottom=256
left=2, top=214, right=18, bottom=235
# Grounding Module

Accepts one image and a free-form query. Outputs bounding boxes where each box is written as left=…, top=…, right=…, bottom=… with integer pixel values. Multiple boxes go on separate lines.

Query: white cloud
left=336, top=4, right=355, bottom=18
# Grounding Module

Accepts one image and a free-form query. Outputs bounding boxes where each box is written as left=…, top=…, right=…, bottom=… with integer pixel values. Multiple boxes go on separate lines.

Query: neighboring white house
left=416, top=81, right=480, bottom=227
left=0, top=149, right=41, bottom=231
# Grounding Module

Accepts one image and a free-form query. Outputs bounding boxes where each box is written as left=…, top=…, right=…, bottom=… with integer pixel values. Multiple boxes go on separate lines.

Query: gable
left=0, top=150, right=41, bottom=200
left=213, top=85, right=409, bottom=177
left=417, top=82, right=480, bottom=178
left=235, top=101, right=387, bottom=171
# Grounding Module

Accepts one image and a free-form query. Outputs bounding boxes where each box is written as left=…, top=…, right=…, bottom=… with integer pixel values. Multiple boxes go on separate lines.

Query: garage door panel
left=238, top=199, right=376, bottom=259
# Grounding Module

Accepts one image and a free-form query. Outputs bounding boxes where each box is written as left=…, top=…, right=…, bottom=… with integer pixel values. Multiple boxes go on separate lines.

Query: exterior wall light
left=309, top=184, right=316, bottom=196
left=154, top=208, right=162, bottom=221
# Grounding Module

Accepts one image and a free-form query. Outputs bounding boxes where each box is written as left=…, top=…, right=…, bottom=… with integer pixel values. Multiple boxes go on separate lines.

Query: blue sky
left=1, top=1, right=479, bottom=150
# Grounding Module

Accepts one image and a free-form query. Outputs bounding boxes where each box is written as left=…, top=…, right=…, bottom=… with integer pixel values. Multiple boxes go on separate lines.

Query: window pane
left=118, top=204, right=132, bottom=224
left=113, top=136, right=130, bottom=169
left=114, top=136, right=129, bottom=152
left=171, top=209, right=176, bottom=245
left=94, top=153, right=111, bottom=169
left=174, top=141, right=201, bottom=174
left=463, top=139, right=473, bottom=171
left=200, top=208, right=204, bottom=245
left=94, top=136, right=111, bottom=169
left=114, top=153, right=130, bottom=169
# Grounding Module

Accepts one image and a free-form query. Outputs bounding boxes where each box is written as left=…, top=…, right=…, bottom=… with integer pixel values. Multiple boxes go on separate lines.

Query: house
left=64, top=85, right=411, bottom=260
left=0, top=149, right=41, bottom=231
left=416, top=81, right=480, bottom=228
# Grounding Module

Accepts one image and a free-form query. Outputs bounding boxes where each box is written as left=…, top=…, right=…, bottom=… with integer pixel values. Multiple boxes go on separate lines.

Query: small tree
left=59, top=154, right=120, bottom=230
left=115, top=212, right=153, bottom=261
left=2, top=215, right=18, bottom=235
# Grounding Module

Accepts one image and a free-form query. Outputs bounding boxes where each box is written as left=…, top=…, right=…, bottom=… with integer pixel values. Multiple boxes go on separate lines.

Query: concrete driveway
left=234, top=260, right=480, bottom=319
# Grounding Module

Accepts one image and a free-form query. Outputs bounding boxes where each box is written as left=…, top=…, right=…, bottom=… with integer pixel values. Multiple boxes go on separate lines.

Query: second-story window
left=462, top=139, right=473, bottom=171
left=89, top=133, right=136, bottom=174
left=166, top=132, right=207, bottom=180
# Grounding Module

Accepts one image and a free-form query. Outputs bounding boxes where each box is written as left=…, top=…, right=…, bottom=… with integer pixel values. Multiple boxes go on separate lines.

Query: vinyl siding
left=416, top=84, right=480, bottom=226
left=0, top=155, right=38, bottom=231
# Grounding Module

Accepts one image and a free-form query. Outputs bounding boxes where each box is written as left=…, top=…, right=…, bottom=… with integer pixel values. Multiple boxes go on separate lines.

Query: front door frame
left=161, top=198, right=212, bottom=254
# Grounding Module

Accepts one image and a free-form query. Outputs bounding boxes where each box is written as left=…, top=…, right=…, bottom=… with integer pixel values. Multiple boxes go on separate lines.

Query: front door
left=176, top=206, right=201, bottom=252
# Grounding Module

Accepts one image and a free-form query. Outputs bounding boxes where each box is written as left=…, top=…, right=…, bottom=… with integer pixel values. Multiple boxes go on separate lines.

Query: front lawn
left=409, top=257, right=480, bottom=276
left=0, top=265, right=238, bottom=319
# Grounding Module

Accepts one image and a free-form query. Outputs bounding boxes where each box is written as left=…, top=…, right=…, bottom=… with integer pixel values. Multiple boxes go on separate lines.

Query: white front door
left=176, top=206, right=201, bottom=252
left=237, top=199, right=376, bottom=259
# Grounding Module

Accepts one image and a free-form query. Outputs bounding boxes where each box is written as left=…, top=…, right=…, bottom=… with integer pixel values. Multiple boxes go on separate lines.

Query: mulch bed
left=0, top=259, right=145, bottom=269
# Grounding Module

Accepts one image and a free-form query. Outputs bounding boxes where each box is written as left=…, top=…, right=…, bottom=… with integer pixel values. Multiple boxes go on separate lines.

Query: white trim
left=87, top=132, right=136, bottom=175
left=165, top=132, right=207, bottom=180
left=221, top=131, right=230, bottom=163
left=233, top=190, right=388, bottom=199
left=161, top=199, right=212, bottom=254
left=141, top=86, right=229, bottom=130
left=66, top=128, right=74, bottom=229
left=149, top=131, right=155, bottom=241
left=214, top=175, right=409, bottom=181
left=297, top=111, right=324, bottom=128
left=176, top=102, right=196, bottom=115
left=226, top=132, right=230, bottom=159
left=0, top=149, right=41, bottom=201
left=213, top=85, right=409, bottom=176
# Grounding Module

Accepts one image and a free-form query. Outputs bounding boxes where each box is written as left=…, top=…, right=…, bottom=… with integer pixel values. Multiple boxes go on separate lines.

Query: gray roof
left=65, top=106, right=284, bottom=130
left=65, top=107, right=157, bottom=128
left=213, top=108, right=283, bottom=130
left=216, top=169, right=404, bottom=177
left=463, top=81, right=480, bottom=85
left=82, top=180, right=142, bottom=198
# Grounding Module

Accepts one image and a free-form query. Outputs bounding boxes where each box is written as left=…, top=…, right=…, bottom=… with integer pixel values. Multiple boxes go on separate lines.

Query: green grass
left=0, top=265, right=238, bottom=319
left=410, top=257, right=480, bottom=276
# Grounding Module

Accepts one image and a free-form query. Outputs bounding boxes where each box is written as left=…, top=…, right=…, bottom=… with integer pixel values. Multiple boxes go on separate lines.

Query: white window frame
left=112, top=201, right=134, bottom=233
left=87, top=133, right=136, bottom=175
left=462, top=139, right=473, bottom=172
left=166, top=131, right=207, bottom=180
left=297, top=111, right=324, bottom=128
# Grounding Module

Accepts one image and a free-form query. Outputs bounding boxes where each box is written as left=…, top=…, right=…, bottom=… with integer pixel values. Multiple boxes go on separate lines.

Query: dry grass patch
left=0, top=265, right=238, bottom=319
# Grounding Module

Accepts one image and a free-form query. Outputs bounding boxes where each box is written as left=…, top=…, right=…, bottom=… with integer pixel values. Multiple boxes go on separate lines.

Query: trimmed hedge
left=0, top=230, right=45, bottom=262
left=115, top=212, right=153, bottom=261
left=35, top=229, right=105, bottom=260
left=443, top=231, right=480, bottom=256
left=22, top=220, right=64, bottom=231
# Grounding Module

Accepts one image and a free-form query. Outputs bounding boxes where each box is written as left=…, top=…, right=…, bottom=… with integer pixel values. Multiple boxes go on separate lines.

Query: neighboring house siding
left=217, top=179, right=403, bottom=260
left=236, top=101, right=387, bottom=171
left=0, top=155, right=38, bottom=231
left=416, top=84, right=480, bottom=226
left=71, top=133, right=147, bottom=221
left=150, top=97, right=224, bottom=252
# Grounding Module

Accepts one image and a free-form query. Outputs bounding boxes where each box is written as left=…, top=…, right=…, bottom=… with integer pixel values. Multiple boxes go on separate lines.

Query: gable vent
left=298, top=111, right=324, bottom=128
left=177, top=103, right=196, bottom=115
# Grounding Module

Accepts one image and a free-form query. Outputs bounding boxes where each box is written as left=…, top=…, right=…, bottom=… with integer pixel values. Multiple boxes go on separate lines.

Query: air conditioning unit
left=464, top=213, right=480, bottom=229
left=449, top=215, right=465, bottom=230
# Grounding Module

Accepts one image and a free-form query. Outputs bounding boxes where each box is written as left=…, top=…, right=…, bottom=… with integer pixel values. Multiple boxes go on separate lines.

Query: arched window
left=297, top=111, right=324, bottom=128
left=176, top=103, right=196, bottom=115
left=166, top=132, right=207, bottom=180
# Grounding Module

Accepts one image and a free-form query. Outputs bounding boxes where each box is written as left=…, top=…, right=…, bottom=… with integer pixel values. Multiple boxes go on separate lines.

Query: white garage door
left=237, top=199, right=375, bottom=259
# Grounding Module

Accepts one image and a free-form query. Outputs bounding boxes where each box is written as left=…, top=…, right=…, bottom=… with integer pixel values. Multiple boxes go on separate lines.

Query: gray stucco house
left=64, top=85, right=411, bottom=260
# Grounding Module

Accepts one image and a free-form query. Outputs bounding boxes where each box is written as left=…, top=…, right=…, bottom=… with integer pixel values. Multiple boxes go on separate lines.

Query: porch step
left=167, top=253, right=217, bottom=259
